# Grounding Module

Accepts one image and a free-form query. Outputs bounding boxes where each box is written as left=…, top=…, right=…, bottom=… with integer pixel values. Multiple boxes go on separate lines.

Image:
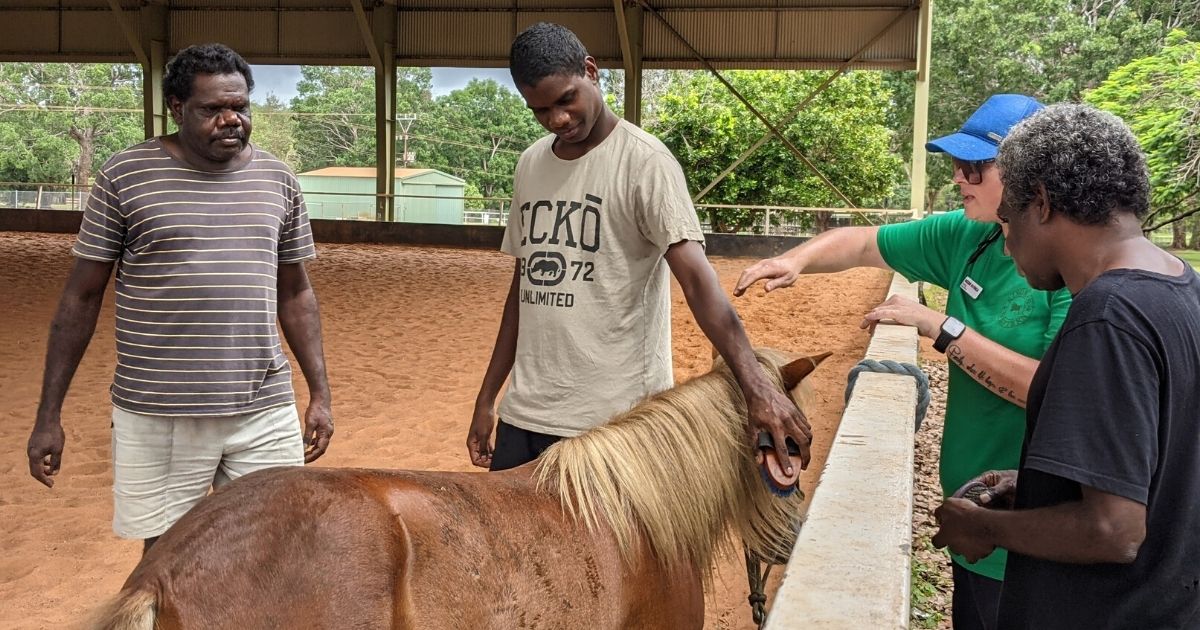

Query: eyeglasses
left=952, top=158, right=995, bottom=185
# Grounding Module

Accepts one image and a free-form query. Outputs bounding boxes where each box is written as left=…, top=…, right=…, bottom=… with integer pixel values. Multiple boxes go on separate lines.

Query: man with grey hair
left=931, top=103, right=1200, bottom=628
left=738, top=94, right=1070, bottom=629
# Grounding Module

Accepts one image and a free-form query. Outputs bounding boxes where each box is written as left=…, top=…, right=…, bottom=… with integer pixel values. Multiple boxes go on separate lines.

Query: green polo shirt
left=878, top=210, right=1071, bottom=580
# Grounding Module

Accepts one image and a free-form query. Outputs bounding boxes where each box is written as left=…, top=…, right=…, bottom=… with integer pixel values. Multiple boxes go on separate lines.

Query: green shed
left=297, top=167, right=467, bottom=224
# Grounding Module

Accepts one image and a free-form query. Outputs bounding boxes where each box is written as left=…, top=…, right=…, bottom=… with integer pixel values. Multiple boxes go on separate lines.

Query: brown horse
left=92, top=349, right=828, bottom=630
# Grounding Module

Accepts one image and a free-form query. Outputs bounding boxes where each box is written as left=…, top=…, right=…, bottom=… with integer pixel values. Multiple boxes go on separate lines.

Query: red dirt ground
left=0, top=231, right=890, bottom=629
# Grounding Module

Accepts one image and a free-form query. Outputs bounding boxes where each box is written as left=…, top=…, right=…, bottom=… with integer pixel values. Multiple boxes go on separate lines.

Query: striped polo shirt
left=73, top=138, right=316, bottom=417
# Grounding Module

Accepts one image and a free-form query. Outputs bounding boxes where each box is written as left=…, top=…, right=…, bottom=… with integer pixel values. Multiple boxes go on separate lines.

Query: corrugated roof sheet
left=0, top=1, right=921, bottom=70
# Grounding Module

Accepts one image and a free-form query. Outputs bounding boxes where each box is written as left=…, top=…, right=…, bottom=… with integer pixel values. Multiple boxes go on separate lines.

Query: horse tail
left=89, top=587, right=157, bottom=630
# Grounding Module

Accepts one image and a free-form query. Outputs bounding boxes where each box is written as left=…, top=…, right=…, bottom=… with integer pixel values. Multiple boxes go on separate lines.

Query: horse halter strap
left=744, top=544, right=772, bottom=628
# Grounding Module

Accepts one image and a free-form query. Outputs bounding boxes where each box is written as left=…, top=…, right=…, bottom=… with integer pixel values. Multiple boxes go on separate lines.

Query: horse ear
left=781, top=351, right=833, bottom=390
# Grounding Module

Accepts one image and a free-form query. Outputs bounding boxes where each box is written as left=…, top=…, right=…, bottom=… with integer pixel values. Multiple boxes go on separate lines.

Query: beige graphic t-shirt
left=498, top=119, right=705, bottom=437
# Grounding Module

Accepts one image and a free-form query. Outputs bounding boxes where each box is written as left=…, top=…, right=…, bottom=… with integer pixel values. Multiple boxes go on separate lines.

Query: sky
left=249, top=65, right=518, bottom=103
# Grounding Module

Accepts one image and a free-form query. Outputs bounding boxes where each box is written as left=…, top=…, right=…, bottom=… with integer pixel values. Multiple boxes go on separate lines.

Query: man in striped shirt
left=26, top=43, right=333, bottom=553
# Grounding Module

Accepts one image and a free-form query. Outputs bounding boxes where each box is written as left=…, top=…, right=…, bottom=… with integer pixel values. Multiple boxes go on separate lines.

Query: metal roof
left=0, top=1, right=921, bottom=70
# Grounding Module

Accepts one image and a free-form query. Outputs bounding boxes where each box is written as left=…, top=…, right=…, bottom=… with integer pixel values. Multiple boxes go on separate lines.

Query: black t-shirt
left=997, top=266, right=1200, bottom=629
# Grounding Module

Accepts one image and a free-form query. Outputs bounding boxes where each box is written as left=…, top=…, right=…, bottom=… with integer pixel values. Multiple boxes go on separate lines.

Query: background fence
left=0, top=182, right=919, bottom=238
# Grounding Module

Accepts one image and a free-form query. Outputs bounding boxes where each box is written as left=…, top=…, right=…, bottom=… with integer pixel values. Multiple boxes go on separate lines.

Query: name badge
left=961, top=276, right=983, bottom=299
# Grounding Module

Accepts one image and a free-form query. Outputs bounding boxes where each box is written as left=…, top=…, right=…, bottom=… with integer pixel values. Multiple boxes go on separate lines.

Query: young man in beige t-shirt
left=467, top=22, right=811, bottom=473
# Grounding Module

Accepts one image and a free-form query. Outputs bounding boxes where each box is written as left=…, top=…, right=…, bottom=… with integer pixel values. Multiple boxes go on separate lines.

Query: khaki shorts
left=111, top=404, right=304, bottom=539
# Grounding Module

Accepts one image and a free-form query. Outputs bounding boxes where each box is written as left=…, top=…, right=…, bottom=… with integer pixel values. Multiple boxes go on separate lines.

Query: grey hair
left=997, top=103, right=1149, bottom=225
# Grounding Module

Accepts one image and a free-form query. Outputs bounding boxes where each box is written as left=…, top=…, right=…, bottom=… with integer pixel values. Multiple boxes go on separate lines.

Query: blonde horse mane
left=535, top=349, right=818, bottom=574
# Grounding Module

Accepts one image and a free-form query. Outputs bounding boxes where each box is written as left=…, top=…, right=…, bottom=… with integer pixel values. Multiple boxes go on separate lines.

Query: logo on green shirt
left=999, top=289, right=1037, bottom=328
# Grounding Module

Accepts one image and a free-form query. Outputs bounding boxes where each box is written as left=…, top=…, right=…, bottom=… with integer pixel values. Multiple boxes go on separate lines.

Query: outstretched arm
left=277, top=262, right=333, bottom=463
left=28, top=258, right=114, bottom=487
left=735, top=226, right=890, bottom=296
left=666, top=240, right=812, bottom=473
left=468, top=261, right=521, bottom=468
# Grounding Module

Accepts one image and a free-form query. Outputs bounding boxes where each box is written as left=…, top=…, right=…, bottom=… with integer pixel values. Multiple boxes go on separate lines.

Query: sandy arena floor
left=0, top=231, right=889, bottom=629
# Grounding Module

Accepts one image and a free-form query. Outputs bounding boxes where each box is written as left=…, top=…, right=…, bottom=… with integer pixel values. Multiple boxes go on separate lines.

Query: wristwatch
left=933, top=316, right=966, bottom=353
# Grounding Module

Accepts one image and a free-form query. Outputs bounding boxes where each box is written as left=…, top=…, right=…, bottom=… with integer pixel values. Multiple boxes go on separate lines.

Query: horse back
left=116, top=466, right=410, bottom=629
left=378, top=466, right=703, bottom=629
left=110, top=465, right=702, bottom=629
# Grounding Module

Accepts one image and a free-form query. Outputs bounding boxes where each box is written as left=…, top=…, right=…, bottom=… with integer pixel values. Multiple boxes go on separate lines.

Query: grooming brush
left=952, top=479, right=991, bottom=506
left=756, top=432, right=801, bottom=497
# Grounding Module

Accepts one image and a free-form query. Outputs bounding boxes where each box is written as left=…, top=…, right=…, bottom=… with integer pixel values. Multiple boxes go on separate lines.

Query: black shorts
left=488, top=420, right=563, bottom=472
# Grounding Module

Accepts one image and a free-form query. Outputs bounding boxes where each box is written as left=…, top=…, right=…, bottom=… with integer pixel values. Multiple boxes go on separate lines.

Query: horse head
left=536, top=347, right=831, bottom=576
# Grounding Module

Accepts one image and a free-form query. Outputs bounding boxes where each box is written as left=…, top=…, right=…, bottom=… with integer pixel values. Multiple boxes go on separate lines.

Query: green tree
left=290, top=66, right=433, bottom=172
left=1086, top=29, right=1200, bottom=247
left=251, top=93, right=299, bottom=167
left=650, top=70, right=903, bottom=233
left=414, top=78, right=543, bottom=199
left=887, top=0, right=1185, bottom=210
left=462, top=181, right=485, bottom=210
left=0, top=63, right=143, bottom=185
left=0, top=120, right=74, bottom=185
left=601, top=68, right=678, bottom=125
left=1125, top=0, right=1200, bottom=37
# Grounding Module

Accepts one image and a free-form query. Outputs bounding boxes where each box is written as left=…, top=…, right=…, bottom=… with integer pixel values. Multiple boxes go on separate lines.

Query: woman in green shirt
left=735, top=94, right=1071, bottom=630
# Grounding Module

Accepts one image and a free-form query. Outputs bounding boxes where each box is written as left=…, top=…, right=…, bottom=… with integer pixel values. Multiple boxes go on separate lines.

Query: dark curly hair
left=998, top=103, right=1149, bottom=225
left=163, top=43, right=254, bottom=102
left=509, top=22, right=588, bottom=88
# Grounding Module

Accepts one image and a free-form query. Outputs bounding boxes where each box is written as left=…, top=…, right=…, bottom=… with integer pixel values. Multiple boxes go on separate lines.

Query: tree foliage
left=286, top=69, right=545, bottom=202
left=412, top=78, right=543, bottom=199
left=251, top=93, right=299, bottom=167
left=649, top=70, right=903, bottom=232
left=0, top=63, right=143, bottom=185
left=1086, top=29, right=1200, bottom=241
left=886, top=0, right=1194, bottom=210
left=602, top=68, right=677, bottom=125
left=290, top=66, right=433, bottom=172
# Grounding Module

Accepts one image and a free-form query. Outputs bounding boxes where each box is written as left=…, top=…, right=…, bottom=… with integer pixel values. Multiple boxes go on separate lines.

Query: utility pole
left=397, top=114, right=417, bottom=167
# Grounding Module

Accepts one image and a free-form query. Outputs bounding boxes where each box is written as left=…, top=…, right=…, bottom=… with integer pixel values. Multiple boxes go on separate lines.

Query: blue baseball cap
left=926, top=94, right=1044, bottom=161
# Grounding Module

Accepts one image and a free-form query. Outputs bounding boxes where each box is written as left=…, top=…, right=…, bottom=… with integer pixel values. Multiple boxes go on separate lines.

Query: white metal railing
left=1, top=182, right=918, bottom=236
left=463, top=210, right=506, bottom=225
left=0, top=183, right=89, bottom=211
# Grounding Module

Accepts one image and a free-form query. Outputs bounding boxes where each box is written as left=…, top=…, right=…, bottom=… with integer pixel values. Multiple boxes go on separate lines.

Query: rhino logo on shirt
left=526, top=251, right=566, bottom=287
left=530, top=258, right=559, bottom=276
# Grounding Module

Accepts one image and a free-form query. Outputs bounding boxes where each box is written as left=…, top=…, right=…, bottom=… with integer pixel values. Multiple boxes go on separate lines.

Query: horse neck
left=536, top=369, right=776, bottom=572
